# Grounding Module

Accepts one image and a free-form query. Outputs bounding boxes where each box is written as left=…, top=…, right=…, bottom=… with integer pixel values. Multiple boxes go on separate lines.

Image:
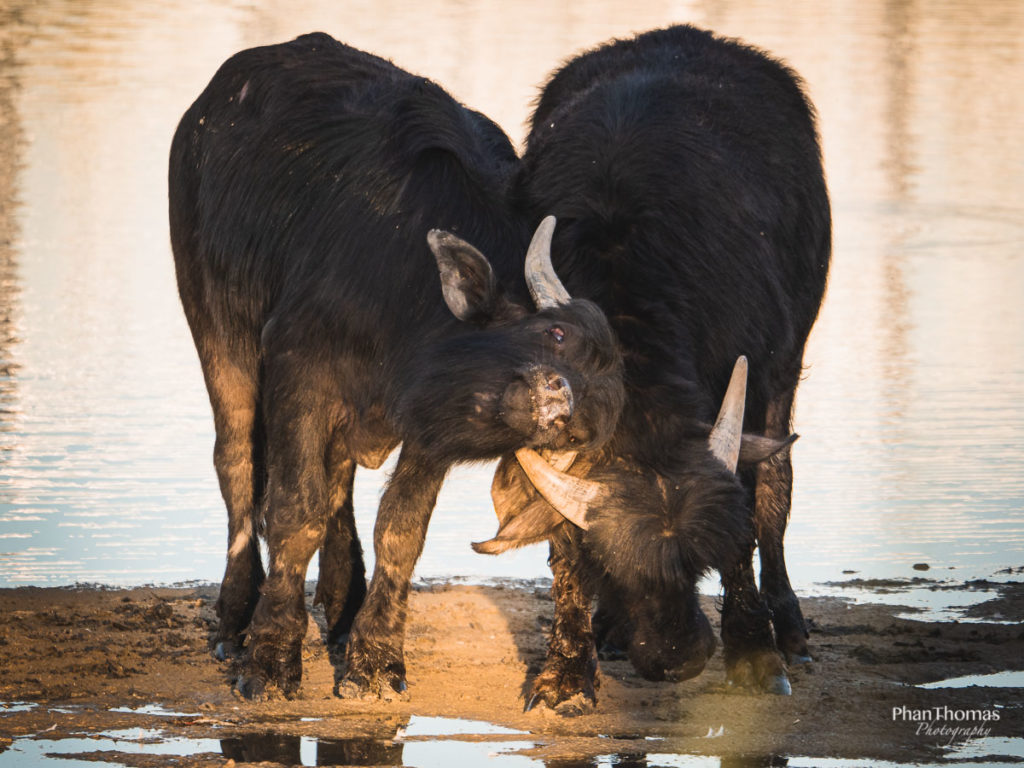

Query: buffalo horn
left=515, top=447, right=605, bottom=530
left=708, top=355, right=748, bottom=473
left=524, top=216, right=571, bottom=309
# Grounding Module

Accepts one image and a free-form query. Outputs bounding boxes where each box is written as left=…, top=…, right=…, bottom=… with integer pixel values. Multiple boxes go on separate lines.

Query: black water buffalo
left=477, top=25, right=831, bottom=709
left=168, top=33, right=624, bottom=699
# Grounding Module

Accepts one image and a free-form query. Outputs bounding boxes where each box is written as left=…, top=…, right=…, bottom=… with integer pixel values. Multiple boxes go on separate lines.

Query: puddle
left=2, top=714, right=1021, bottom=768
left=646, top=756, right=1024, bottom=767
left=0, top=730, right=223, bottom=768
left=944, top=737, right=1024, bottom=761
left=918, top=670, right=1024, bottom=689
left=0, top=701, right=39, bottom=714
left=0, top=727, right=534, bottom=768
left=220, top=732, right=406, bottom=766
left=813, top=578, right=1012, bottom=623
left=108, top=704, right=202, bottom=717
left=4, top=729, right=1024, bottom=768
left=399, top=715, right=529, bottom=738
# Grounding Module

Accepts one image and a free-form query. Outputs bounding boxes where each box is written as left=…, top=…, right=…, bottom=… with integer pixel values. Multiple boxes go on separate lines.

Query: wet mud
left=0, top=580, right=1021, bottom=766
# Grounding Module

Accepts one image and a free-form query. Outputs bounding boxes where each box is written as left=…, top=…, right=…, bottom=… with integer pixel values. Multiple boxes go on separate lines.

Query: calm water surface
left=0, top=0, right=1022, bottom=595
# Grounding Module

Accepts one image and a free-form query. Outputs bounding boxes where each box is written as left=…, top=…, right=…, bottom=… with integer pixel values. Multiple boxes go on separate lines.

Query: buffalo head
left=478, top=357, right=794, bottom=681
left=397, top=217, right=624, bottom=463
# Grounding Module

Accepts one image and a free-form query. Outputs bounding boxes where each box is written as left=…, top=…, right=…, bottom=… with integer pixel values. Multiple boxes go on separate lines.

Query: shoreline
left=0, top=580, right=1021, bottom=766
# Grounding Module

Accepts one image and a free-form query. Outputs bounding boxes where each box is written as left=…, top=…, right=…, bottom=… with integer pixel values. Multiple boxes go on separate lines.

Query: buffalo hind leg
left=315, top=449, right=367, bottom=658
left=720, top=554, right=790, bottom=695
left=756, top=389, right=810, bottom=662
left=527, top=529, right=599, bottom=714
left=337, top=446, right=445, bottom=699
left=205, top=354, right=265, bottom=660
left=234, top=392, right=330, bottom=700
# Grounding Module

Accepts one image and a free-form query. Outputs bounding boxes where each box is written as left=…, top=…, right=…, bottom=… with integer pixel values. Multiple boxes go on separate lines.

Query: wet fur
left=509, top=24, right=831, bottom=701
left=169, top=33, right=623, bottom=698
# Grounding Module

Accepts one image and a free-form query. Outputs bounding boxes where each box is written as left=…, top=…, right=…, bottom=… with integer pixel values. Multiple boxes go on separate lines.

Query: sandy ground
left=0, top=579, right=1021, bottom=766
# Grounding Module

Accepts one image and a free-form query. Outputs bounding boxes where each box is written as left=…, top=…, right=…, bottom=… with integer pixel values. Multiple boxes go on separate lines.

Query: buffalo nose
left=535, top=371, right=574, bottom=428
left=547, top=374, right=570, bottom=393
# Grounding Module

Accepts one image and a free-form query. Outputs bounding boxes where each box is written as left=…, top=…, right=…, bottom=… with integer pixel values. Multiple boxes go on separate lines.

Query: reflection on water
left=0, top=0, right=1022, bottom=592
left=4, top=729, right=1023, bottom=768
left=1, top=710, right=1022, bottom=768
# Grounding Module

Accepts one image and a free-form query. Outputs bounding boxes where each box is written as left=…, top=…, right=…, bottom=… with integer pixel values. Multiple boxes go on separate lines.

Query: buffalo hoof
left=768, top=598, right=811, bottom=662
left=767, top=674, right=792, bottom=696
left=725, top=648, right=790, bottom=696
left=233, top=665, right=301, bottom=701
left=527, top=690, right=596, bottom=717
left=339, top=636, right=409, bottom=701
left=214, top=640, right=241, bottom=662
left=231, top=638, right=303, bottom=701
left=526, top=655, right=598, bottom=715
left=596, top=639, right=628, bottom=662
left=334, top=673, right=409, bottom=702
left=233, top=672, right=268, bottom=701
left=776, top=627, right=811, bottom=664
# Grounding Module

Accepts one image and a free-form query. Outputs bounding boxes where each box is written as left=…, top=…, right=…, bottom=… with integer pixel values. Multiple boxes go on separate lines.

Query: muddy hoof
left=771, top=605, right=811, bottom=662
left=334, top=671, right=408, bottom=701
left=214, top=640, right=239, bottom=662
left=767, top=674, right=792, bottom=696
left=725, top=648, right=790, bottom=695
left=526, top=657, right=598, bottom=713
left=233, top=672, right=267, bottom=701
left=596, top=640, right=628, bottom=662
left=339, top=638, right=409, bottom=701
left=527, top=691, right=596, bottom=717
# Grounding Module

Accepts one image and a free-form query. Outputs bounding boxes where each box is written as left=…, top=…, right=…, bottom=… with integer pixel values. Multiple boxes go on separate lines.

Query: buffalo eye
left=546, top=325, right=566, bottom=344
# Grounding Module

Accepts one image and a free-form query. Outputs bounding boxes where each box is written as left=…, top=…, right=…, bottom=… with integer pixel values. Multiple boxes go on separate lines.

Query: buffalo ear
left=474, top=452, right=565, bottom=554
left=738, top=433, right=798, bottom=465
left=427, top=229, right=508, bottom=323
left=472, top=501, right=563, bottom=554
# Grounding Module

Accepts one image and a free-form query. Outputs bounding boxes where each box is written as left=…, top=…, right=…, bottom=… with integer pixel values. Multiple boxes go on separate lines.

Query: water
left=0, top=0, right=1022, bottom=594
left=918, top=671, right=1024, bottom=690
left=2, top=711, right=1022, bottom=768
left=3, top=730, right=1023, bottom=768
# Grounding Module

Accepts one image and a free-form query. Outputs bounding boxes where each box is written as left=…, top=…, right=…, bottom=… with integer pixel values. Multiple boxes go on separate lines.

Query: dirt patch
left=0, top=581, right=1022, bottom=766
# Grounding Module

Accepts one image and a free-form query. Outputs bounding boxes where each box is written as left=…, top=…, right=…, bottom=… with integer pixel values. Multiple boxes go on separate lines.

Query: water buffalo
left=168, top=33, right=624, bottom=699
left=477, top=24, right=831, bottom=709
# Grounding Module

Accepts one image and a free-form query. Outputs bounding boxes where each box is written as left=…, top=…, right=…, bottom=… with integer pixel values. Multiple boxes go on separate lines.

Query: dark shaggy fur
left=495, top=24, right=830, bottom=707
left=169, top=33, right=623, bottom=699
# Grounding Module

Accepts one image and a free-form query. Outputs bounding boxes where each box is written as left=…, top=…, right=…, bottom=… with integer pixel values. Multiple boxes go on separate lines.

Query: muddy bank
left=0, top=580, right=1022, bottom=766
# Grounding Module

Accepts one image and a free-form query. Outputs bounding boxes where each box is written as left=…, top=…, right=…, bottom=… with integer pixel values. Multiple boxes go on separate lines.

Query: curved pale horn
left=524, top=216, right=571, bottom=309
left=708, top=355, right=748, bottom=473
left=515, top=447, right=606, bottom=529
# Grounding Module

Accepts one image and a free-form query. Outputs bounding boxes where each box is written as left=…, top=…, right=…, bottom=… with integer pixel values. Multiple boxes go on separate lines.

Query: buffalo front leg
left=315, top=451, right=367, bottom=655
left=755, top=389, right=810, bottom=663
left=720, top=554, right=790, bottom=696
left=527, top=528, right=599, bottom=714
left=337, top=447, right=445, bottom=699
